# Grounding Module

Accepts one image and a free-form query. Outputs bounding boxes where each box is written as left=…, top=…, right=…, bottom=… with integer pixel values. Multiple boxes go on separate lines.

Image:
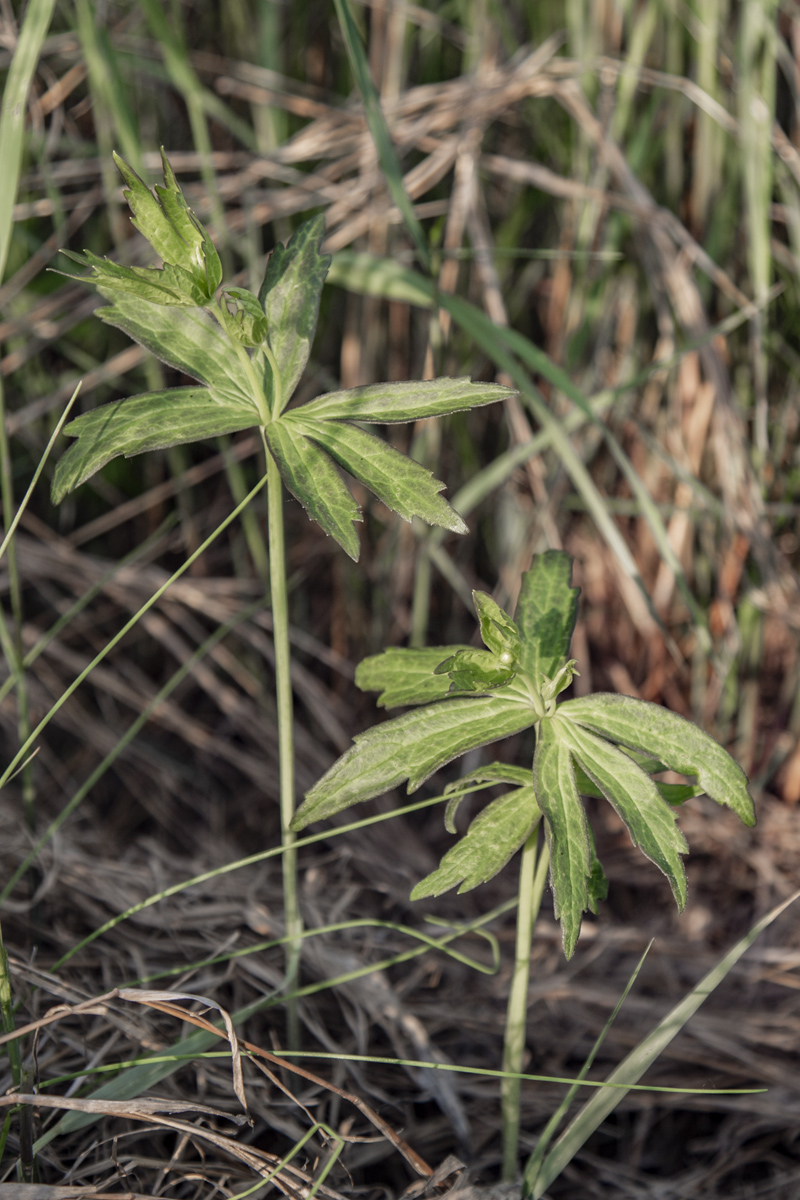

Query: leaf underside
left=291, top=695, right=537, bottom=829
left=411, top=786, right=541, bottom=899
left=561, top=693, right=755, bottom=826
left=52, top=389, right=258, bottom=504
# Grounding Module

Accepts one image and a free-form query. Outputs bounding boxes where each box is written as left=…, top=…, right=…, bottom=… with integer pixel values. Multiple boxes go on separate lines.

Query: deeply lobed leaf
left=291, top=695, right=538, bottom=829
left=411, top=787, right=541, bottom=899
left=561, top=693, right=755, bottom=826
left=51, top=388, right=259, bottom=504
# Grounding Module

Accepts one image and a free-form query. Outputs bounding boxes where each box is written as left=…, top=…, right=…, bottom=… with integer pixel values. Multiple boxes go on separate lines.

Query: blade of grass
left=528, top=889, right=800, bottom=1198
left=333, top=0, right=431, bottom=272
left=522, top=941, right=653, bottom=1192
left=0, top=473, right=269, bottom=797
left=0, top=0, right=57, bottom=828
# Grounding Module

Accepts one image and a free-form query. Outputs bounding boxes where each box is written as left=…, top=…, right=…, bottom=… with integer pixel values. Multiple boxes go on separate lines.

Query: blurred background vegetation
left=2, top=0, right=800, bottom=1195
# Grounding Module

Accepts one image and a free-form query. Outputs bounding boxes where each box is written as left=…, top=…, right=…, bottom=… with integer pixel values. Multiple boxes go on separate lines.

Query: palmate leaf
left=515, top=550, right=580, bottom=681
left=355, top=646, right=471, bottom=708
left=51, top=388, right=259, bottom=504
left=263, top=421, right=361, bottom=561
left=95, top=290, right=256, bottom=407
left=561, top=693, right=755, bottom=826
left=259, top=214, right=330, bottom=405
left=556, top=715, right=689, bottom=911
left=411, top=786, right=541, bottom=899
left=291, top=415, right=467, bottom=533
left=533, top=719, right=594, bottom=958
left=299, top=376, right=512, bottom=422
left=290, top=695, right=537, bottom=829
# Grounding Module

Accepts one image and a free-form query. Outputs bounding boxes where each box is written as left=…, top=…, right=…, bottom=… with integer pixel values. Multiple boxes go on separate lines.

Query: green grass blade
left=529, top=890, right=800, bottom=1198
left=0, top=0, right=56, bottom=281
left=332, top=0, right=431, bottom=272
left=523, top=943, right=653, bottom=1193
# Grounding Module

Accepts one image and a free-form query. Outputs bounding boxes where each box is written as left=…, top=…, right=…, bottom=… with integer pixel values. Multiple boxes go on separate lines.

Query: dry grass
left=2, top=1, right=800, bottom=1195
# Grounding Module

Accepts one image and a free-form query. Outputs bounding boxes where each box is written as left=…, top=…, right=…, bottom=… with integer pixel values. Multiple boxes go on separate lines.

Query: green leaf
left=572, top=760, right=702, bottom=807
left=259, top=214, right=330, bottom=405
left=445, top=762, right=532, bottom=791
left=114, top=150, right=221, bottom=300
left=58, top=250, right=206, bottom=307
left=219, top=286, right=268, bottom=346
left=515, top=551, right=580, bottom=682
left=473, top=591, right=522, bottom=661
left=411, top=787, right=541, bottom=899
left=433, top=648, right=516, bottom=693
left=94, top=291, right=257, bottom=408
left=291, top=695, right=538, bottom=829
left=51, top=388, right=258, bottom=503
left=299, top=377, right=513, bottom=423
left=263, top=421, right=361, bottom=561
left=291, top=416, right=467, bottom=533
left=533, top=719, right=593, bottom=959
left=586, top=825, right=609, bottom=914
left=557, top=715, right=689, bottom=910
left=355, top=646, right=471, bottom=708
left=560, top=693, right=756, bottom=826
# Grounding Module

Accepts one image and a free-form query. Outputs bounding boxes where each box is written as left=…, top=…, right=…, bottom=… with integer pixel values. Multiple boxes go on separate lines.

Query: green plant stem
left=501, top=827, right=549, bottom=1181
left=265, top=439, right=301, bottom=1050
left=0, top=375, right=33, bottom=827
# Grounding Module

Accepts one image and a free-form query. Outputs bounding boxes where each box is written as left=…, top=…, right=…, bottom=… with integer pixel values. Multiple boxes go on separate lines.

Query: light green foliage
left=355, top=646, right=472, bottom=708
left=514, top=549, right=580, bottom=681
left=51, top=153, right=512, bottom=556
left=297, top=551, right=756, bottom=958
left=562, top=693, right=756, bottom=827
left=258, top=214, right=331, bottom=403
left=411, top=787, right=541, bottom=899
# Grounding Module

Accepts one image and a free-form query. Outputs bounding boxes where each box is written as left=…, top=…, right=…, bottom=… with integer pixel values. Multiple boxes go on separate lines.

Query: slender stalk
left=265, top=439, right=302, bottom=1050
left=501, top=827, right=550, bottom=1180
left=0, top=375, right=33, bottom=827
